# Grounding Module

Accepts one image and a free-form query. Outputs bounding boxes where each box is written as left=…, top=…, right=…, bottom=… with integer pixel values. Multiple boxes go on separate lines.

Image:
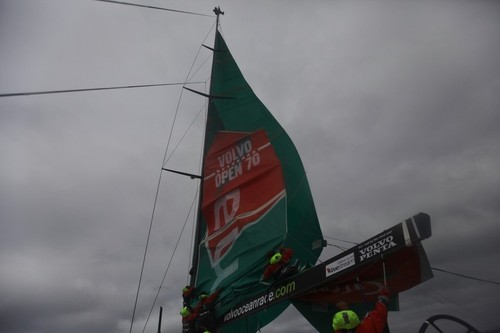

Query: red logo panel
left=202, top=130, right=285, bottom=263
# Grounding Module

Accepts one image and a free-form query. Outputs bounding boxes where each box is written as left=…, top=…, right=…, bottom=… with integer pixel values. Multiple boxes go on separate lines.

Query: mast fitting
left=213, top=6, right=224, bottom=16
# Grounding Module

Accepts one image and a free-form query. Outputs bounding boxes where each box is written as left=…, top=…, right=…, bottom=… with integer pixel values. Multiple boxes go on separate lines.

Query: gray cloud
left=1, top=0, right=500, bottom=332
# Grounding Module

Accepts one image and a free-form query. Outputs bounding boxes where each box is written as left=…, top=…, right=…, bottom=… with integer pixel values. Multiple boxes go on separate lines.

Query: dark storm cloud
left=1, top=1, right=500, bottom=333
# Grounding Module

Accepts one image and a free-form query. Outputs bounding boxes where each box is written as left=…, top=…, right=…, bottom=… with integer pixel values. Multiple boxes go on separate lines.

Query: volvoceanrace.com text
left=223, top=281, right=296, bottom=322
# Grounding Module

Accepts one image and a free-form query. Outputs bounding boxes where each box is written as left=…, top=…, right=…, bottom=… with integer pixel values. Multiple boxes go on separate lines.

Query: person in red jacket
left=263, top=247, right=295, bottom=281
left=180, top=305, right=197, bottom=333
left=182, top=285, right=196, bottom=307
left=195, top=290, right=221, bottom=333
left=332, top=288, right=391, bottom=333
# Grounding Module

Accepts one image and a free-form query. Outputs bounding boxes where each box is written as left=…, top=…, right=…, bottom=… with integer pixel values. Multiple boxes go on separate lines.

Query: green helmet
left=270, top=252, right=282, bottom=264
left=332, top=310, right=360, bottom=330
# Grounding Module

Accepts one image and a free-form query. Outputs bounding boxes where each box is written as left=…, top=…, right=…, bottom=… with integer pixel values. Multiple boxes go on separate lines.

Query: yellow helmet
left=332, top=310, right=360, bottom=330
left=270, top=252, right=282, bottom=264
left=180, top=306, right=191, bottom=317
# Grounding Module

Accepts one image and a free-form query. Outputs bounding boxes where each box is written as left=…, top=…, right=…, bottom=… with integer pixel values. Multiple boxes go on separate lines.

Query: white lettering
left=223, top=281, right=295, bottom=323
left=214, top=189, right=240, bottom=231
left=215, top=163, right=243, bottom=188
left=217, top=140, right=252, bottom=168
left=359, top=236, right=397, bottom=262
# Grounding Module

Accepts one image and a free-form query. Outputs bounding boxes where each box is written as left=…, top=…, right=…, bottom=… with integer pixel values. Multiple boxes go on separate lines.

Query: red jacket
left=263, top=247, right=294, bottom=280
left=334, top=301, right=388, bottom=333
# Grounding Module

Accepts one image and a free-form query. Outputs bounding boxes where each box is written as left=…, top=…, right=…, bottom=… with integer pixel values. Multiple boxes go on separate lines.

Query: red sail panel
left=202, top=130, right=286, bottom=264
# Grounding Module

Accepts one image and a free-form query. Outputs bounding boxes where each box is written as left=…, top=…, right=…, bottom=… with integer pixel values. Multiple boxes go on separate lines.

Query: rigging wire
left=92, top=0, right=213, bottom=17
left=186, top=54, right=213, bottom=86
left=139, top=80, right=207, bottom=328
left=414, top=282, right=496, bottom=328
left=415, top=283, right=475, bottom=322
left=323, top=235, right=358, bottom=245
left=128, top=168, right=164, bottom=333
left=327, top=243, right=349, bottom=252
left=162, top=22, right=215, bottom=169
left=162, top=99, right=208, bottom=168
left=124, top=53, right=208, bottom=333
left=130, top=22, right=216, bottom=333
left=307, top=237, right=499, bottom=326
left=324, top=236, right=355, bottom=252
left=140, top=189, right=200, bottom=333
left=288, top=233, right=327, bottom=264
left=324, top=240, right=500, bottom=286
left=0, top=82, right=203, bottom=98
left=431, top=267, right=500, bottom=286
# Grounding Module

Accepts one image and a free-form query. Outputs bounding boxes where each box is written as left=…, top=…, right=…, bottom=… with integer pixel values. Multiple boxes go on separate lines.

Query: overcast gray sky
left=1, top=0, right=500, bottom=332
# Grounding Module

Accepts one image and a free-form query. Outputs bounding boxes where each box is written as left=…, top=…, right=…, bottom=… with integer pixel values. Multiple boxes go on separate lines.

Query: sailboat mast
left=214, top=6, right=223, bottom=29
left=188, top=7, right=224, bottom=286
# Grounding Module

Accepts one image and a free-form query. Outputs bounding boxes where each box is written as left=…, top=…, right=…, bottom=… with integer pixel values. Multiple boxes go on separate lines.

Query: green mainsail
left=181, top=15, right=435, bottom=333
left=189, top=29, right=324, bottom=332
